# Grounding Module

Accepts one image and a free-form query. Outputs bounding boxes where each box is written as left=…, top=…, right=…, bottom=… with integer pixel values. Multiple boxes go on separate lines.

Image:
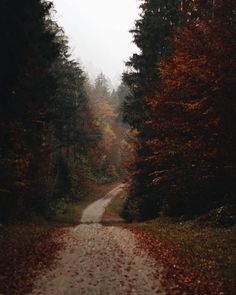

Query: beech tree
left=122, top=0, right=236, bottom=220
left=148, top=0, right=236, bottom=216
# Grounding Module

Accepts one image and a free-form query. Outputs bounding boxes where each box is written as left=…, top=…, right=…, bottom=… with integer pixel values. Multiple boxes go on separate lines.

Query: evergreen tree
left=94, top=73, right=111, bottom=101
left=0, top=1, right=100, bottom=220
left=123, top=0, right=180, bottom=128
left=0, top=0, right=61, bottom=220
left=122, top=0, right=180, bottom=220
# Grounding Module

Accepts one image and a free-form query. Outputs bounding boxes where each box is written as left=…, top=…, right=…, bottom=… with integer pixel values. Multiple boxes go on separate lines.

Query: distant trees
left=0, top=1, right=116, bottom=222
left=86, top=74, right=132, bottom=182
left=2, top=0, right=234, bottom=224
left=122, top=0, right=236, bottom=221
left=94, top=73, right=111, bottom=101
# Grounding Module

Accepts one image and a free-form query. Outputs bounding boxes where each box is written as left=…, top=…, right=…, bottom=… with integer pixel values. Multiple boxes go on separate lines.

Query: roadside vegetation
left=54, top=182, right=120, bottom=226
left=102, top=191, right=236, bottom=294
left=0, top=223, right=65, bottom=295
left=0, top=181, right=118, bottom=295
left=0, top=0, right=131, bottom=225
left=122, top=0, right=236, bottom=222
left=0, top=1, right=133, bottom=293
left=128, top=218, right=236, bottom=295
left=1, top=0, right=235, bottom=294
left=120, top=1, right=236, bottom=292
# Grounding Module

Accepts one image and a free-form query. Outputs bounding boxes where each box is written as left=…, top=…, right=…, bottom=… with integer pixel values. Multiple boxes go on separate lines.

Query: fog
left=53, top=0, right=139, bottom=86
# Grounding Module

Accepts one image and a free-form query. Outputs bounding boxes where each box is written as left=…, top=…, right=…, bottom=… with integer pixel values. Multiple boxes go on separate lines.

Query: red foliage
left=142, top=0, right=236, bottom=216
left=0, top=225, right=66, bottom=295
left=130, top=228, right=225, bottom=295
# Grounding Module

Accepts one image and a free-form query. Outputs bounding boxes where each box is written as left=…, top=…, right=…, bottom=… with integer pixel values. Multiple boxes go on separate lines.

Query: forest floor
left=103, top=191, right=236, bottom=295
left=1, top=185, right=235, bottom=295
left=0, top=182, right=119, bottom=295
left=52, top=182, right=119, bottom=226
left=30, top=184, right=165, bottom=295
left=127, top=219, right=236, bottom=295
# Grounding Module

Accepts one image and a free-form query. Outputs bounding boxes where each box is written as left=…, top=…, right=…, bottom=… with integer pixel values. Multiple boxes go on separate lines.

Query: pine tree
left=122, top=0, right=181, bottom=220
left=123, top=0, right=180, bottom=128
left=0, top=0, right=63, bottom=220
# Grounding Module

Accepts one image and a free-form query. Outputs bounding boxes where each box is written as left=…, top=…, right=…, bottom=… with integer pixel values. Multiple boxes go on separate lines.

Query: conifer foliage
left=0, top=1, right=128, bottom=222
left=122, top=0, right=236, bottom=221
left=0, top=0, right=61, bottom=220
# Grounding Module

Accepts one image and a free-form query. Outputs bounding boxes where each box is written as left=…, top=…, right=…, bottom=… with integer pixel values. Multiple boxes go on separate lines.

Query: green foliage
left=85, top=74, right=132, bottom=183
left=204, top=205, right=236, bottom=228
left=121, top=0, right=181, bottom=221
left=0, top=1, right=106, bottom=222
left=54, top=154, right=72, bottom=200
left=122, top=0, right=180, bottom=128
left=122, top=0, right=236, bottom=221
left=216, top=206, right=236, bottom=227
left=0, top=0, right=61, bottom=221
left=47, top=198, right=67, bottom=217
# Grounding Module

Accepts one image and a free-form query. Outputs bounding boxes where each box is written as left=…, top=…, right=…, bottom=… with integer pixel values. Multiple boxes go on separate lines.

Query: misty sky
left=53, top=0, right=139, bottom=86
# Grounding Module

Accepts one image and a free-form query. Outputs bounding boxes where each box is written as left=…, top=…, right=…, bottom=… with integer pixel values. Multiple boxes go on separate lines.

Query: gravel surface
left=31, top=185, right=165, bottom=295
left=81, top=184, right=125, bottom=224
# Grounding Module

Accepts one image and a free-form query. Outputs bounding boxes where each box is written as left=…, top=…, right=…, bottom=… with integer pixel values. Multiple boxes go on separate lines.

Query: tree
left=0, top=0, right=61, bottom=220
left=122, top=0, right=181, bottom=221
left=123, top=0, right=180, bottom=128
left=93, top=73, right=111, bottom=101
left=122, top=0, right=236, bottom=220
left=0, top=1, right=102, bottom=220
left=144, top=0, right=236, bottom=217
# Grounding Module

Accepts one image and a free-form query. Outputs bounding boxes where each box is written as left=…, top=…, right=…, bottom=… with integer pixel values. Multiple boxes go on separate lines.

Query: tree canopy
left=122, top=0, right=236, bottom=222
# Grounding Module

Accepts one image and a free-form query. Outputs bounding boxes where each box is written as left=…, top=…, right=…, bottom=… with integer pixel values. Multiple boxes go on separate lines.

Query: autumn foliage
left=122, top=0, right=236, bottom=221
left=0, top=1, right=131, bottom=223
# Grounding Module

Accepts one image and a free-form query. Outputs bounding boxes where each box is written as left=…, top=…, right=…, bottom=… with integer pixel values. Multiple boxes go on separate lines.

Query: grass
left=0, top=181, right=119, bottom=294
left=128, top=218, right=236, bottom=294
left=53, top=182, right=120, bottom=226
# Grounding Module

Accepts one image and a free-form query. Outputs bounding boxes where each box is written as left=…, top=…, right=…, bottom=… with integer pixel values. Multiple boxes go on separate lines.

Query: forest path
left=80, top=184, right=125, bottom=224
left=31, top=184, right=165, bottom=295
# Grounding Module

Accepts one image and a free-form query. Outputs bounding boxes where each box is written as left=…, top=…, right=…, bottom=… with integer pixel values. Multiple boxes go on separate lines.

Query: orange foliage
left=143, top=2, right=236, bottom=215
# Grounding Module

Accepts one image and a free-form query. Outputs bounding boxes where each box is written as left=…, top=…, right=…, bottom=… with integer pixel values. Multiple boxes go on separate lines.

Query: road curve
left=80, top=184, right=125, bottom=224
left=31, top=184, right=165, bottom=295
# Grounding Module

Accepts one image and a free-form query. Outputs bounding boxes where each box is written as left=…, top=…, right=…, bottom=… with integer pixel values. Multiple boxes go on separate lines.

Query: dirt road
left=80, top=184, right=125, bottom=224
left=31, top=184, right=165, bottom=295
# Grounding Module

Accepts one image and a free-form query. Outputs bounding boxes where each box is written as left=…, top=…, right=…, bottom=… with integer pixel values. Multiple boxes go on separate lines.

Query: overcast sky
left=53, top=0, right=139, bottom=86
